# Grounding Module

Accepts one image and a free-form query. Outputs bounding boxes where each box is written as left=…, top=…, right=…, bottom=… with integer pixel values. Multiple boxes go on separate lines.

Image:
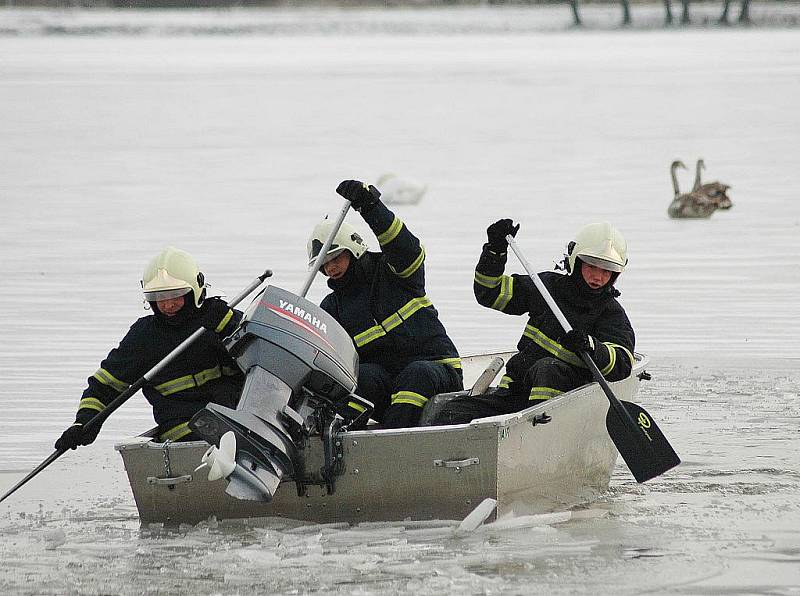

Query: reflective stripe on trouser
left=159, top=422, right=193, bottom=442
left=529, top=386, right=563, bottom=401
left=519, top=357, right=591, bottom=401
left=357, top=360, right=464, bottom=429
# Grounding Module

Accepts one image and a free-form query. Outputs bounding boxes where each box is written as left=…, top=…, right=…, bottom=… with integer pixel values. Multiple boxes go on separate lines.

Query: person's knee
left=358, top=363, right=389, bottom=392
left=524, top=357, right=562, bottom=384
left=398, top=360, right=435, bottom=378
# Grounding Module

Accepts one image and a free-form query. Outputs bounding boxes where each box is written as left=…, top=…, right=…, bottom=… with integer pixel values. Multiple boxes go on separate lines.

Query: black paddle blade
left=606, top=400, right=680, bottom=483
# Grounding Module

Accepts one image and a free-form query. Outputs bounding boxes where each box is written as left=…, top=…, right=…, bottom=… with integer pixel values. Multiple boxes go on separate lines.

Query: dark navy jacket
left=75, top=298, right=243, bottom=441
left=473, top=244, right=635, bottom=389
left=320, top=200, right=460, bottom=375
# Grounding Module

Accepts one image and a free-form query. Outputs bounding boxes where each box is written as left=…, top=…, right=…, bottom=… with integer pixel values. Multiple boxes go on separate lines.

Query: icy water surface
left=1, top=7, right=799, bottom=594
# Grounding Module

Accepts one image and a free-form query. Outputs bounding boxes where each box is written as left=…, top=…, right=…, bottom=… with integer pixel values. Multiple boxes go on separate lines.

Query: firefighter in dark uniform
left=55, top=247, right=244, bottom=450
left=433, top=219, right=635, bottom=424
left=307, top=179, right=463, bottom=428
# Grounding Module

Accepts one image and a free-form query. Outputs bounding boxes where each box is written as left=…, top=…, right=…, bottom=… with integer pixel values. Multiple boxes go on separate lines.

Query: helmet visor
left=143, top=287, right=192, bottom=303
left=578, top=254, right=624, bottom=273
left=308, top=239, right=346, bottom=268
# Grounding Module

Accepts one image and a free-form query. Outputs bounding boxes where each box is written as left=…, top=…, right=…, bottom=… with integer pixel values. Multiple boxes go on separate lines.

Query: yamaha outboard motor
left=189, top=286, right=364, bottom=502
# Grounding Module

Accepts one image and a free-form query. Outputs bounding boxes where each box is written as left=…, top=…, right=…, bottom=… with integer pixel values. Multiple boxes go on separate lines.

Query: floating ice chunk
left=283, top=522, right=349, bottom=534
left=456, top=498, right=497, bottom=534
left=236, top=548, right=282, bottom=566
left=275, top=533, right=323, bottom=560
left=569, top=507, right=610, bottom=520
left=486, top=510, right=572, bottom=531
left=323, top=527, right=404, bottom=545
left=402, top=526, right=458, bottom=540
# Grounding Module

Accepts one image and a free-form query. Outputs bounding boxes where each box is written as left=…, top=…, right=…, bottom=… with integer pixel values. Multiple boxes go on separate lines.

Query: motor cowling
left=189, top=285, right=360, bottom=501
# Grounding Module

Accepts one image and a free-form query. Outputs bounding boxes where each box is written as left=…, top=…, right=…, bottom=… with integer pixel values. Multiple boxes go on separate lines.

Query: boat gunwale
left=114, top=351, right=648, bottom=452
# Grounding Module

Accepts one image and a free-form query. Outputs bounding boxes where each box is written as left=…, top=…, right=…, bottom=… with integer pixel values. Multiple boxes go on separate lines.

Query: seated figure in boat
left=307, top=179, right=463, bottom=428
left=432, top=220, right=635, bottom=424
left=55, top=247, right=244, bottom=451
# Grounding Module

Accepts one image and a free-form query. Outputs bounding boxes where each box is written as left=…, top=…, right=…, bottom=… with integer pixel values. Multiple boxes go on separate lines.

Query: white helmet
left=141, top=246, right=206, bottom=307
left=567, top=222, right=628, bottom=274
left=307, top=219, right=368, bottom=268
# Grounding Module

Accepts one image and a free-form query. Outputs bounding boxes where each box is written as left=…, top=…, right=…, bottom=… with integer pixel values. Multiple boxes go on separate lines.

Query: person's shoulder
left=129, top=313, right=156, bottom=331
left=320, top=291, right=337, bottom=308
left=540, top=270, right=570, bottom=289
left=114, top=313, right=157, bottom=347
left=604, top=293, right=631, bottom=319
left=540, top=270, right=565, bottom=282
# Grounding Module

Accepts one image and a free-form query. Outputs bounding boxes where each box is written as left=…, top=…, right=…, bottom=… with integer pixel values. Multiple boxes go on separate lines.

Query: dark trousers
left=357, top=360, right=463, bottom=428
left=432, top=357, right=590, bottom=425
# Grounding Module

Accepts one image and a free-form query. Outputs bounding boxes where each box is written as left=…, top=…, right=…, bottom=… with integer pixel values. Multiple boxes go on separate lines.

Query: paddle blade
left=606, top=401, right=681, bottom=483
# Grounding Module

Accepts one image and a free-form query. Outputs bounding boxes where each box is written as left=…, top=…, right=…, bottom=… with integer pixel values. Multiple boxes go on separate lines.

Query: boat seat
left=417, top=389, right=471, bottom=426
left=419, top=354, right=506, bottom=426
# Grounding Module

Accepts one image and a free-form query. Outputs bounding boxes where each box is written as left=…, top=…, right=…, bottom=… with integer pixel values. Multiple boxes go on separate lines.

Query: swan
left=670, top=159, right=686, bottom=198
left=375, top=173, right=427, bottom=206
left=693, top=159, right=733, bottom=210
left=667, top=160, right=716, bottom=219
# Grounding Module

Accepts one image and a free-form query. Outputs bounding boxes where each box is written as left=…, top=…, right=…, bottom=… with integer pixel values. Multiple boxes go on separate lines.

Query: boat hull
left=115, top=353, right=648, bottom=525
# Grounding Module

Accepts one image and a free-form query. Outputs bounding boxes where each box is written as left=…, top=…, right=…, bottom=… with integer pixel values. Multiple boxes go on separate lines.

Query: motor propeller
left=196, top=431, right=237, bottom=481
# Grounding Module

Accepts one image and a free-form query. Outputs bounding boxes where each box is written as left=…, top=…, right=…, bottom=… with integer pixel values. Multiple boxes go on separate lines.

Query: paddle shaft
left=299, top=199, right=352, bottom=298
left=0, top=269, right=273, bottom=506
left=506, top=237, right=651, bottom=446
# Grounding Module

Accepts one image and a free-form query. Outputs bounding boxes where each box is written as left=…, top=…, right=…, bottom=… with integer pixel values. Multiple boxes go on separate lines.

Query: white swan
left=375, top=173, right=427, bottom=206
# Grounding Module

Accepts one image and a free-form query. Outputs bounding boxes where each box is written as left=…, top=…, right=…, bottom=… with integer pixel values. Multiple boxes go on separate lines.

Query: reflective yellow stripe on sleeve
left=93, top=368, right=130, bottom=393
left=376, top=216, right=404, bottom=246
left=353, top=296, right=434, bottom=348
left=490, top=276, right=514, bottom=312
left=354, top=325, right=387, bottom=349
left=389, top=246, right=426, bottom=279
left=154, top=365, right=224, bottom=397
left=78, top=397, right=106, bottom=413
left=524, top=325, right=585, bottom=368
left=602, top=343, right=635, bottom=376
left=474, top=271, right=502, bottom=288
left=215, top=309, right=234, bottom=333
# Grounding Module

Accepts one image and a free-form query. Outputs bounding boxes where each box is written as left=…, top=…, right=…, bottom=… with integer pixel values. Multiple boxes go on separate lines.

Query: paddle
left=299, top=198, right=352, bottom=298
left=0, top=268, right=273, bottom=505
left=506, top=235, right=680, bottom=483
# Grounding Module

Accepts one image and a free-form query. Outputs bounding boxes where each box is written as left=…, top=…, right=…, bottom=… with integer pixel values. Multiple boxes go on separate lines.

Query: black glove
left=55, top=418, right=101, bottom=451
left=201, top=297, right=233, bottom=333
left=336, top=179, right=381, bottom=213
left=561, top=329, right=596, bottom=354
left=486, top=219, right=520, bottom=253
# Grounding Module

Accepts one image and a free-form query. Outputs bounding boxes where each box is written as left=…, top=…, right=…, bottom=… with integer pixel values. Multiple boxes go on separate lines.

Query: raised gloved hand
left=336, top=180, right=381, bottom=213
left=201, top=297, right=233, bottom=333
left=55, top=416, right=101, bottom=451
left=561, top=329, right=596, bottom=354
left=486, top=218, right=520, bottom=253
